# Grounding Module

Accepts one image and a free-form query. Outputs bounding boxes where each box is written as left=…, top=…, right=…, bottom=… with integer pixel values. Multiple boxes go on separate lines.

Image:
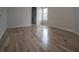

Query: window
left=36, top=7, right=48, bottom=25
left=43, top=8, right=48, bottom=21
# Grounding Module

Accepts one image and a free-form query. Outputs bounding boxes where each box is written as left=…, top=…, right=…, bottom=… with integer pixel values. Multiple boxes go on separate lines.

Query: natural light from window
left=43, top=8, right=48, bottom=21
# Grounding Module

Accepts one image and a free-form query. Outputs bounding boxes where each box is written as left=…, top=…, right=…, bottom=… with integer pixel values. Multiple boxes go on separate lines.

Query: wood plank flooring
left=0, top=25, right=79, bottom=52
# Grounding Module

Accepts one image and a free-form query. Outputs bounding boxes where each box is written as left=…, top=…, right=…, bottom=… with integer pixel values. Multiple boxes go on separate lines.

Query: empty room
left=0, top=7, right=79, bottom=52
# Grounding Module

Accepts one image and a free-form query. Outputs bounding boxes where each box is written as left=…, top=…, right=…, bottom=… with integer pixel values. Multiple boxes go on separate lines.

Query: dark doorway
left=32, top=7, right=37, bottom=24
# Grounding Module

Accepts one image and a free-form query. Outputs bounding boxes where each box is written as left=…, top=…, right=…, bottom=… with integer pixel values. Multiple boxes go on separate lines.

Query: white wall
left=47, top=7, right=79, bottom=35
left=48, top=7, right=75, bottom=30
left=0, top=8, right=7, bottom=39
left=7, top=7, right=32, bottom=28
left=73, top=8, right=79, bottom=34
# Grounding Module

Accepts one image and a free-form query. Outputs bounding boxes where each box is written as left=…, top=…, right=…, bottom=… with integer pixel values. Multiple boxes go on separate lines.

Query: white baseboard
left=7, top=24, right=32, bottom=28
left=7, top=24, right=79, bottom=36
left=47, top=25, right=79, bottom=36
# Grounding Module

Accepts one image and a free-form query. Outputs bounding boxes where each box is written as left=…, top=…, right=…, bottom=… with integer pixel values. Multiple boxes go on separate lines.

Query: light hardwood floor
left=0, top=25, right=79, bottom=52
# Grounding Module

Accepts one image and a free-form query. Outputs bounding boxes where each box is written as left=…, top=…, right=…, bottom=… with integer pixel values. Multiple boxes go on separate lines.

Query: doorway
left=32, top=7, right=48, bottom=26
